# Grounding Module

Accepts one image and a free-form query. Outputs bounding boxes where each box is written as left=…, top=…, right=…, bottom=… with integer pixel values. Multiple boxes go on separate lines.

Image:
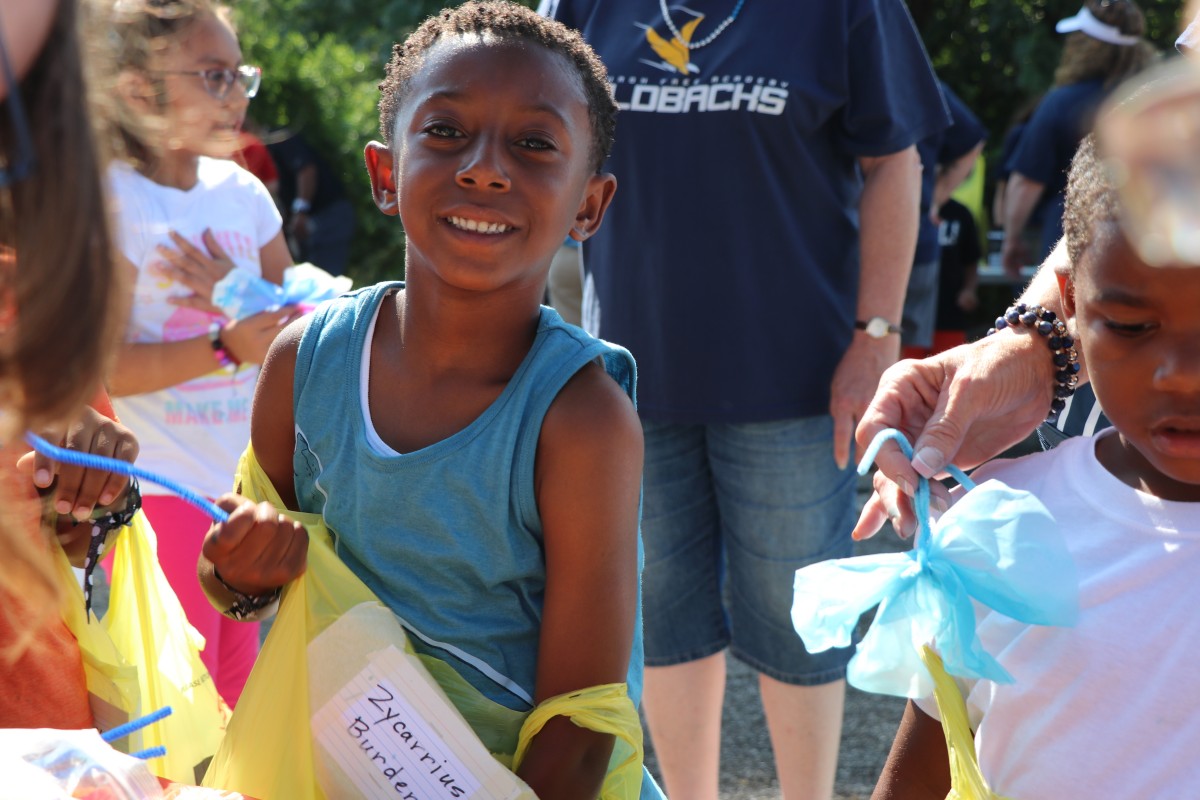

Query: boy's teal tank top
left=291, top=281, right=645, bottom=712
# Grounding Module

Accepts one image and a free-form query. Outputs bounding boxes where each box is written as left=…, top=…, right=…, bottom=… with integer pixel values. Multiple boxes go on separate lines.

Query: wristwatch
left=854, top=317, right=901, bottom=338
left=291, top=197, right=312, bottom=215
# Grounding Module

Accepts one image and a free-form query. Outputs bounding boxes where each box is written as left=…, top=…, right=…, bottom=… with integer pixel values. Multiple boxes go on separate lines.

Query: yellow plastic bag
left=202, top=446, right=647, bottom=799
left=919, top=646, right=1013, bottom=800
left=60, top=511, right=231, bottom=784
left=54, top=544, right=141, bottom=750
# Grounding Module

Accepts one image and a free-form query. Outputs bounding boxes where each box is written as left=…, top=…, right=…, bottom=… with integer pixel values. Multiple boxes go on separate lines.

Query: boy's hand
left=19, top=408, right=139, bottom=522
left=202, top=494, right=308, bottom=597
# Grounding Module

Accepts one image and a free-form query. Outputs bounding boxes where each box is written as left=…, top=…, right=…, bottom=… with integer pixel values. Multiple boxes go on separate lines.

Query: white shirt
left=109, top=158, right=282, bottom=497
left=918, top=431, right=1200, bottom=798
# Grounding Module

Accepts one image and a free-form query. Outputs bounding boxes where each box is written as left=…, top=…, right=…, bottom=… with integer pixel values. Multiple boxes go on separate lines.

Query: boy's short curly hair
left=1062, top=134, right=1121, bottom=273
left=378, top=0, right=617, bottom=173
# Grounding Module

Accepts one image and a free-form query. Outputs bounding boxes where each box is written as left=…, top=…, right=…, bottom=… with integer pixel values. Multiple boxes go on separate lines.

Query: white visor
left=1056, top=7, right=1140, bottom=46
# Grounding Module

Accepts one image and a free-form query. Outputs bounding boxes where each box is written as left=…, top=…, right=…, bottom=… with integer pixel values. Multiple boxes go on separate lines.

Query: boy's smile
left=368, top=35, right=615, bottom=296
left=1068, top=229, right=1200, bottom=500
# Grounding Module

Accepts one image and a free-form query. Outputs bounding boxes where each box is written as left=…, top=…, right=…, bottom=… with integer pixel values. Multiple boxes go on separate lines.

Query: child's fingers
left=18, top=431, right=61, bottom=488
left=167, top=229, right=233, bottom=278
left=204, top=495, right=261, bottom=557
left=201, top=228, right=232, bottom=261
left=14, top=450, right=52, bottom=487
left=204, top=497, right=306, bottom=594
left=278, top=305, right=303, bottom=326
left=55, top=419, right=137, bottom=519
left=253, top=507, right=309, bottom=585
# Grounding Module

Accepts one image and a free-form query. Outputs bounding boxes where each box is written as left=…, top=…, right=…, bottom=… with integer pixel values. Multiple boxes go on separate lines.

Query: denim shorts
left=639, top=416, right=857, bottom=685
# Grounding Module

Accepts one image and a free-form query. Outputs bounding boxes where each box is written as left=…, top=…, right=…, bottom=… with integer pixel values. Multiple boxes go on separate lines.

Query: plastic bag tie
left=791, top=428, right=1079, bottom=698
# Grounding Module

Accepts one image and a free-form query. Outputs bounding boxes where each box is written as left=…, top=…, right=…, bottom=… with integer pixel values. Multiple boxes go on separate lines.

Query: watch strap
left=854, top=317, right=902, bottom=337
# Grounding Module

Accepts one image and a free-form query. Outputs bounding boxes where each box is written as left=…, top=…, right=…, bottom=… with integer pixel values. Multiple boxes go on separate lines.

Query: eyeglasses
left=0, top=12, right=37, bottom=188
left=153, top=64, right=262, bottom=100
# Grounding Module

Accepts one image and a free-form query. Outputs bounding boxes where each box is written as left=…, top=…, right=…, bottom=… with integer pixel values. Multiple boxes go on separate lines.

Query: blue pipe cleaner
left=101, top=705, right=173, bottom=743
left=130, top=746, right=167, bottom=761
left=25, top=432, right=229, bottom=523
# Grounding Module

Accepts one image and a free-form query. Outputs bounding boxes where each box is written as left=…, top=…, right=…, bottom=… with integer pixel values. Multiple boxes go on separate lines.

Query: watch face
left=866, top=317, right=888, bottom=338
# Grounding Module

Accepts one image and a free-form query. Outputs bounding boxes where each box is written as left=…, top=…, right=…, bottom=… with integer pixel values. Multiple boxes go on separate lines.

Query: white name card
left=311, top=645, right=528, bottom=800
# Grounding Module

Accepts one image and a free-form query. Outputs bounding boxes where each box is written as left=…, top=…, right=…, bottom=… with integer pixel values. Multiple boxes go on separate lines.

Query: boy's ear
left=569, top=172, right=617, bottom=242
left=1058, top=270, right=1077, bottom=320
left=364, top=141, right=399, bottom=216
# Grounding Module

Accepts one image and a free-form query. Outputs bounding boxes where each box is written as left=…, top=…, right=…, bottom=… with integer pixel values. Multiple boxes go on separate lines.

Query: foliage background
left=232, top=0, right=1187, bottom=286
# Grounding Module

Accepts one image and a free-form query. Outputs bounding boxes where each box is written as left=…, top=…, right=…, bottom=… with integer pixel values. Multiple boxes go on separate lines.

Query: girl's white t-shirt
left=917, top=430, right=1200, bottom=798
left=109, top=158, right=282, bottom=497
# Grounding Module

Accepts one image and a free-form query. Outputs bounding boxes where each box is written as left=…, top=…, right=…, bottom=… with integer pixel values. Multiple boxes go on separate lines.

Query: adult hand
left=220, top=305, right=301, bottom=366
left=956, top=286, right=980, bottom=313
left=161, top=228, right=235, bottom=314
left=288, top=212, right=311, bottom=243
left=202, top=495, right=307, bottom=597
left=851, top=331, right=1054, bottom=540
left=831, top=335, right=900, bottom=471
left=1000, top=233, right=1030, bottom=280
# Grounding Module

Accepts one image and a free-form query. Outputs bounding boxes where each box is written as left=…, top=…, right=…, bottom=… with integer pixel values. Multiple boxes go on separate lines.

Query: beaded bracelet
left=986, top=303, right=1080, bottom=424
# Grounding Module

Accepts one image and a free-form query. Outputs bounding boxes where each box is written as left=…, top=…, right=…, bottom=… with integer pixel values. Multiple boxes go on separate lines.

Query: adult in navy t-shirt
left=1005, top=78, right=1108, bottom=262
left=541, top=0, right=947, bottom=796
left=904, top=80, right=986, bottom=349
left=1001, top=0, right=1154, bottom=273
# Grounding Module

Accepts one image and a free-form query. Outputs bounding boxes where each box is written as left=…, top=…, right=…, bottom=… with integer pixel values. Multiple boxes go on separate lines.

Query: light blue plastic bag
left=791, top=430, right=1079, bottom=698
left=211, top=262, right=352, bottom=320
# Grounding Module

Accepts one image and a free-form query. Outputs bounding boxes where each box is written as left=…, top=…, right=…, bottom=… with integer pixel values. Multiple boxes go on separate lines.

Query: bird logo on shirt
left=638, top=10, right=702, bottom=75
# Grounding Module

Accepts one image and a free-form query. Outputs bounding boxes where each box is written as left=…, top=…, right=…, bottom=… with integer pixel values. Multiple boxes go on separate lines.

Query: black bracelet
left=79, top=477, right=143, bottom=618
left=986, top=304, right=1080, bottom=424
left=212, top=566, right=282, bottom=622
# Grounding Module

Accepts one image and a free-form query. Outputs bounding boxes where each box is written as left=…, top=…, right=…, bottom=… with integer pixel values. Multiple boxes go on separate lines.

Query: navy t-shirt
left=543, top=0, right=948, bottom=422
left=915, top=81, right=987, bottom=264
left=1007, top=79, right=1108, bottom=260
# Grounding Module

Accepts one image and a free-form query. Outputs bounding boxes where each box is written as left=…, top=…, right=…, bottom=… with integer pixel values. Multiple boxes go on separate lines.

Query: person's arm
left=931, top=141, right=984, bottom=223
left=515, top=362, right=642, bottom=798
left=109, top=307, right=299, bottom=396
left=1000, top=173, right=1046, bottom=277
left=852, top=240, right=1077, bottom=539
left=991, top=179, right=1008, bottom=228
left=197, top=319, right=308, bottom=608
left=288, top=163, right=319, bottom=242
left=830, top=145, right=923, bottom=470
left=259, top=230, right=293, bottom=285
left=871, top=701, right=952, bottom=800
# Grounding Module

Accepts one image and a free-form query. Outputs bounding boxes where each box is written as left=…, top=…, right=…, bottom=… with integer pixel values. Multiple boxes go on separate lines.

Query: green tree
left=232, top=0, right=455, bottom=284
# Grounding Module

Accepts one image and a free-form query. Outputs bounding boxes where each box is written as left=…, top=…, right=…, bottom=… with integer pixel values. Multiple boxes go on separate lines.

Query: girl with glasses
left=102, top=0, right=299, bottom=709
